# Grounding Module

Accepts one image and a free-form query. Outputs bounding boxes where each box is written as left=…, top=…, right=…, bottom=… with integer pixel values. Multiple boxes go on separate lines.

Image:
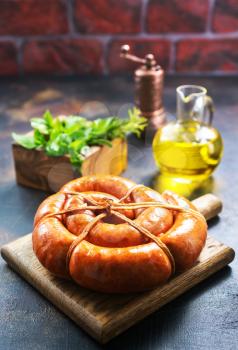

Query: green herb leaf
left=12, top=132, right=36, bottom=149
left=45, top=134, right=71, bottom=156
left=34, top=129, right=47, bottom=148
left=30, top=110, right=54, bottom=135
left=31, top=118, right=49, bottom=135
left=43, top=110, right=54, bottom=128
left=121, top=107, right=148, bottom=137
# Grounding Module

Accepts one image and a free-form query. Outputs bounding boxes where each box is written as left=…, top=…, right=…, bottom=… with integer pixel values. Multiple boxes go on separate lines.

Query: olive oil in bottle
left=153, top=85, right=223, bottom=181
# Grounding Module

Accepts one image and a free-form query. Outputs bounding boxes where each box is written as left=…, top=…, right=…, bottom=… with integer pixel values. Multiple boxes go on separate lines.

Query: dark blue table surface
left=0, top=76, right=237, bottom=350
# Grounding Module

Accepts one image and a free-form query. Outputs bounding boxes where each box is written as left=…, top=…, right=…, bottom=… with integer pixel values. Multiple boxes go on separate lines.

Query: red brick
left=176, top=39, right=238, bottom=72
left=23, top=40, right=103, bottom=75
left=74, top=0, right=141, bottom=34
left=146, top=0, right=208, bottom=33
left=107, top=39, right=171, bottom=73
left=0, top=0, right=68, bottom=35
left=0, top=42, right=18, bottom=76
left=212, top=0, right=238, bottom=33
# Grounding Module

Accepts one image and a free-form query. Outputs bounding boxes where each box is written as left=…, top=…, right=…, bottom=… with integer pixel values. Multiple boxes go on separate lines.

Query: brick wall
left=0, top=0, right=237, bottom=76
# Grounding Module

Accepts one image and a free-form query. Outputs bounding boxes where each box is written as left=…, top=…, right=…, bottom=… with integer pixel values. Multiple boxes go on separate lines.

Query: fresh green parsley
left=12, top=108, right=147, bottom=170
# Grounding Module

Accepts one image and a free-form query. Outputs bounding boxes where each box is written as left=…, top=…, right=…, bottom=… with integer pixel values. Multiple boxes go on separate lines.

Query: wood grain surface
left=1, top=194, right=235, bottom=343
left=12, top=138, right=127, bottom=192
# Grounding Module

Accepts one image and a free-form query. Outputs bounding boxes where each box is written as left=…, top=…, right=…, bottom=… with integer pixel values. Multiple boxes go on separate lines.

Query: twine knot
left=103, top=199, right=114, bottom=215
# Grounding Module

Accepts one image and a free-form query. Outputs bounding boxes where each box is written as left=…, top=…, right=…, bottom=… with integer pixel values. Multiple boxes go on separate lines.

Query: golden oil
left=153, top=120, right=223, bottom=181
left=152, top=85, right=223, bottom=184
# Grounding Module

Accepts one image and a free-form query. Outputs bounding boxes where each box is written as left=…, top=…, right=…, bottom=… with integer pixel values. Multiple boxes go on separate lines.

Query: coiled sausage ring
left=32, top=175, right=207, bottom=293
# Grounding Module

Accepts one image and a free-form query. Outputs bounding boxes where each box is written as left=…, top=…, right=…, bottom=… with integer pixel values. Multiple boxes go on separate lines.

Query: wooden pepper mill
left=120, top=45, right=166, bottom=138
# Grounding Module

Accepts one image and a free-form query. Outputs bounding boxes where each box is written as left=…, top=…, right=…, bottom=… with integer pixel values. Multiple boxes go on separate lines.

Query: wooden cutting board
left=1, top=234, right=234, bottom=343
left=0, top=194, right=235, bottom=343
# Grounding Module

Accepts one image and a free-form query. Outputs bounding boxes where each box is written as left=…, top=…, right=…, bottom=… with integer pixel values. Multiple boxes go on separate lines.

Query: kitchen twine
left=43, top=185, right=206, bottom=274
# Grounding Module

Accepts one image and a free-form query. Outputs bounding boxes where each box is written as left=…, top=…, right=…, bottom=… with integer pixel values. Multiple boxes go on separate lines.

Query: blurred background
left=0, top=0, right=237, bottom=77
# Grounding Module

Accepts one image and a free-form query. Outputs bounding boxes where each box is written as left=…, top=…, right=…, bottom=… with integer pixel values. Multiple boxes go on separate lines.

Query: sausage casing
left=32, top=175, right=207, bottom=293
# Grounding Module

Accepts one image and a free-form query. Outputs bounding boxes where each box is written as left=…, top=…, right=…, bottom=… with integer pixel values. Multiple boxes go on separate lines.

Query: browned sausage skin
left=32, top=175, right=207, bottom=293
left=61, top=175, right=134, bottom=199
left=161, top=191, right=207, bottom=271
left=33, top=217, right=74, bottom=278
left=69, top=241, right=172, bottom=293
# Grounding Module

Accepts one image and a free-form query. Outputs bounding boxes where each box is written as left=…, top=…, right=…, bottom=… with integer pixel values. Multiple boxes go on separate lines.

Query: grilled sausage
left=32, top=175, right=207, bottom=293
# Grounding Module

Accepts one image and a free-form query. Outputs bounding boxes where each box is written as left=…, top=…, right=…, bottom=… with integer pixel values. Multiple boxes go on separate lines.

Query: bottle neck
left=176, top=94, right=206, bottom=122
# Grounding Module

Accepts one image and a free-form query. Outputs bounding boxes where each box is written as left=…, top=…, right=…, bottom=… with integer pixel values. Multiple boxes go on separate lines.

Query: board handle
left=192, top=193, right=222, bottom=221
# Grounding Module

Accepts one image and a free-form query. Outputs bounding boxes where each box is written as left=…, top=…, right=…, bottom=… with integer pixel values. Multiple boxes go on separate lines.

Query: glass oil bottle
left=153, top=85, right=223, bottom=182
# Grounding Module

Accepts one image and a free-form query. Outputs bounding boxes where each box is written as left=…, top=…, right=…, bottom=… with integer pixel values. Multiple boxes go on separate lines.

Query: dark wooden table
left=0, top=76, right=237, bottom=350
